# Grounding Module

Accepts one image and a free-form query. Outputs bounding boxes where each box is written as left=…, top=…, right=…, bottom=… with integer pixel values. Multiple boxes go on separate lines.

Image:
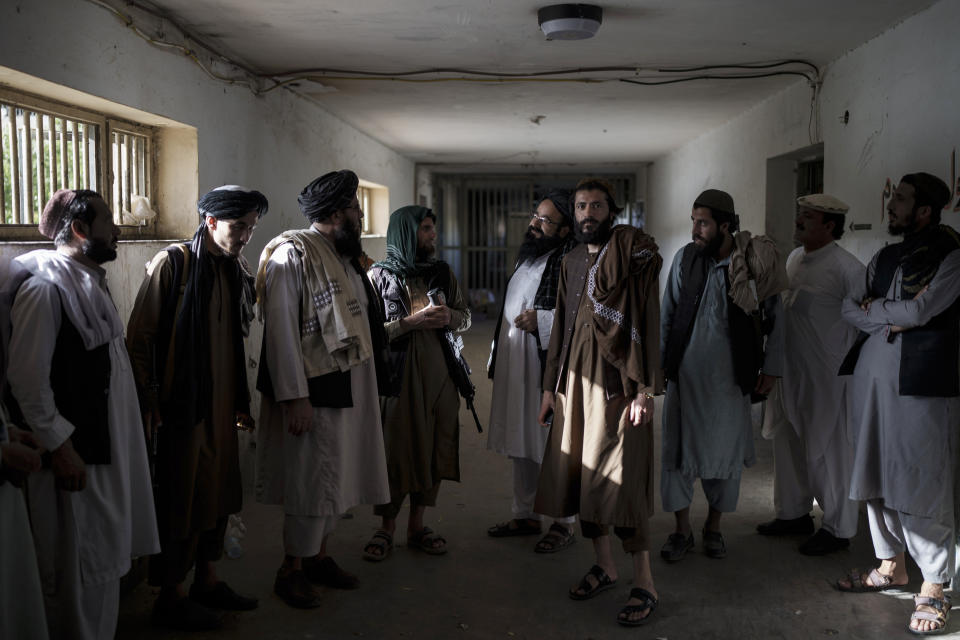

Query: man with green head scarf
left=364, top=205, right=471, bottom=560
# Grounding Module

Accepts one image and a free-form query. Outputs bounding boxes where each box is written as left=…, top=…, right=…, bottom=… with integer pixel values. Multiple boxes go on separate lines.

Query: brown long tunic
left=534, top=248, right=655, bottom=528
left=378, top=272, right=470, bottom=499
left=127, top=249, right=242, bottom=542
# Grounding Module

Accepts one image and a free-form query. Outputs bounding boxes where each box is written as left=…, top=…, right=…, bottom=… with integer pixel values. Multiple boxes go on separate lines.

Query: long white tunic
left=487, top=251, right=555, bottom=462
left=256, top=238, right=389, bottom=516
left=843, top=249, right=960, bottom=518
left=781, top=242, right=864, bottom=459
left=661, top=249, right=784, bottom=479
left=8, top=257, right=159, bottom=589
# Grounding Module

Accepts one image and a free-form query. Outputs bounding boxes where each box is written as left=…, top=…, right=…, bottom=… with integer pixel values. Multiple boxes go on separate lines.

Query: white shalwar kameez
left=773, top=242, right=863, bottom=537
left=487, top=250, right=573, bottom=522
left=0, top=410, right=49, bottom=640
left=256, top=241, right=389, bottom=556
left=8, top=252, right=159, bottom=640
left=843, top=249, right=960, bottom=584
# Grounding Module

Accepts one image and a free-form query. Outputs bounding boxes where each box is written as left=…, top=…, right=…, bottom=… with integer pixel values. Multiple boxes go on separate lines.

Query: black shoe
left=189, top=580, right=259, bottom=611
left=274, top=569, right=322, bottom=609
left=303, top=555, right=360, bottom=590
left=151, top=596, right=223, bottom=631
left=702, top=529, right=727, bottom=559
left=756, top=514, right=815, bottom=536
left=798, top=528, right=850, bottom=556
left=659, top=532, right=694, bottom=563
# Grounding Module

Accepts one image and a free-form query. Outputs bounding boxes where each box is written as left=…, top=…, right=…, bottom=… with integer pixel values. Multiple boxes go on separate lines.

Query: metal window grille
left=432, top=174, right=634, bottom=314
left=0, top=89, right=155, bottom=232
left=1, top=102, right=100, bottom=225
left=109, top=124, right=152, bottom=223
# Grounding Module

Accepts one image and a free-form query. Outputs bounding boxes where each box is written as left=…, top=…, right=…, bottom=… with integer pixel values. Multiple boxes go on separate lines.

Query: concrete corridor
left=116, top=319, right=957, bottom=639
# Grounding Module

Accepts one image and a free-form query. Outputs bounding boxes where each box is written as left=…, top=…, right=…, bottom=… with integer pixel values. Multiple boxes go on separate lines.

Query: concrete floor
left=117, top=319, right=959, bottom=639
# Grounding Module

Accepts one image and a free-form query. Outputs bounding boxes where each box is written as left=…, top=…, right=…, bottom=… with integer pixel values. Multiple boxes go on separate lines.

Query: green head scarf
left=374, top=205, right=437, bottom=278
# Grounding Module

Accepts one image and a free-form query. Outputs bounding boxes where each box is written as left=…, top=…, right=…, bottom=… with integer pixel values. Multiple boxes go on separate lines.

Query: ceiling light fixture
left=538, top=4, right=603, bottom=41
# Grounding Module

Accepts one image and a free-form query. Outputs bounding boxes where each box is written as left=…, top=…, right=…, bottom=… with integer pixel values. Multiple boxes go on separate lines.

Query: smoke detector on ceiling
left=538, top=4, right=603, bottom=41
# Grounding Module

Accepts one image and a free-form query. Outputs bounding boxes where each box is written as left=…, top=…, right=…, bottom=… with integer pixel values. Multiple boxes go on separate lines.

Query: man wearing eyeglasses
left=486, top=189, right=578, bottom=553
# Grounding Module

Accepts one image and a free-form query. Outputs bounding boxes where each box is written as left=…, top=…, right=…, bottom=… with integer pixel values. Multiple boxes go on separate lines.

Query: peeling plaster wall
left=0, top=0, right=414, bottom=309
left=0, top=0, right=414, bottom=452
left=648, top=0, right=960, bottom=286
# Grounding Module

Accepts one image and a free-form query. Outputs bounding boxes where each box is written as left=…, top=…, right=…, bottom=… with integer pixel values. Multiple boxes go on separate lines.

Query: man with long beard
left=256, top=170, right=390, bottom=608
left=486, top=190, right=578, bottom=553
left=659, top=189, right=786, bottom=563
left=835, top=173, right=960, bottom=635
left=364, top=206, right=471, bottom=561
left=535, top=178, right=663, bottom=626
left=6, top=189, right=159, bottom=638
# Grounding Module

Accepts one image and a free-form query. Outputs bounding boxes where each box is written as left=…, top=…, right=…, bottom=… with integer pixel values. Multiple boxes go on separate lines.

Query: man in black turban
left=127, top=185, right=267, bottom=630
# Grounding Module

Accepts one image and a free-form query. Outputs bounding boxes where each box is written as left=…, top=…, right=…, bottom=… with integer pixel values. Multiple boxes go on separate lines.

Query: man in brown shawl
left=535, top=178, right=663, bottom=627
left=127, top=186, right=266, bottom=629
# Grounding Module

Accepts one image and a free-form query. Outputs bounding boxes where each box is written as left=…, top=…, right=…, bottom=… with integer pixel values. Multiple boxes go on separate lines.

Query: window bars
left=1, top=93, right=153, bottom=229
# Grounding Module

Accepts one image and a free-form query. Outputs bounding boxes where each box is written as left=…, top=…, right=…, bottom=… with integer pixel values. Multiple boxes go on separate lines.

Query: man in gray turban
left=127, top=185, right=267, bottom=630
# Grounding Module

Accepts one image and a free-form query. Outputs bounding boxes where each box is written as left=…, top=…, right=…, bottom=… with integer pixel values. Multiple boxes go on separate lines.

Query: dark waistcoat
left=839, top=243, right=960, bottom=397
left=662, top=243, right=761, bottom=396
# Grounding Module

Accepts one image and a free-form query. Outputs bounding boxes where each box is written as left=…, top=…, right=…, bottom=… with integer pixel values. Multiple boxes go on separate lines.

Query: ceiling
left=139, top=0, right=936, bottom=166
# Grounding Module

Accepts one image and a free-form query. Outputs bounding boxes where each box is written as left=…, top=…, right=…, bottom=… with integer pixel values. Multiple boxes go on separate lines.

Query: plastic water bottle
left=224, top=514, right=245, bottom=559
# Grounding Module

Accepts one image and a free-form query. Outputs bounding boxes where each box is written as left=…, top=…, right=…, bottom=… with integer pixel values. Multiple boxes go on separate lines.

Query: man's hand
left=538, top=391, right=555, bottom=427
left=890, top=286, right=928, bottom=334
left=1, top=432, right=42, bottom=474
left=51, top=440, right=86, bottom=492
left=754, top=373, right=777, bottom=397
left=142, top=407, right=162, bottom=445
left=629, top=393, right=655, bottom=426
left=403, top=305, right=452, bottom=330
left=513, top=309, right=538, bottom=333
left=859, top=296, right=876, bottom=311
left=283, top=397, right=313, bottom=436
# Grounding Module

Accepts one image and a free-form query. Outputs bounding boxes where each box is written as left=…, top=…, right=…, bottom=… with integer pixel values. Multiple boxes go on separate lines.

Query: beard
left=416, top=244, right=435, bottom=262
left=888, top=210, right=917, bottom=236
left=334, top=216, right=363, bottom=258
left=82, top=237, right=117, bottom=264
left=516, top=227, right=565, bottom=264
left=574, top=216, right=613, bottom=245
left=694, top=230, right=725, bottom=257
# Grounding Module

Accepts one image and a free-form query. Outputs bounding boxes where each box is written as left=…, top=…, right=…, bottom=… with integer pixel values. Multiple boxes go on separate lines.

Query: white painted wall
left=0, top=0, right=414, bottom=455
left=648, top=0, right=960, bottom=281
left=0, top=0, right=415, bottom=313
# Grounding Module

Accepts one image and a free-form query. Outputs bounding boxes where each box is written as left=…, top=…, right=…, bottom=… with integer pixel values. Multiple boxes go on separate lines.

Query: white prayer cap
left=796, top=194, right=849, bottom=215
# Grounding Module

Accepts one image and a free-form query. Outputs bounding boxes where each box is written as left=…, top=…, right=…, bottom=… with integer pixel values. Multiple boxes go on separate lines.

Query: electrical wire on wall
left=82, top=0, right=824, bottom=143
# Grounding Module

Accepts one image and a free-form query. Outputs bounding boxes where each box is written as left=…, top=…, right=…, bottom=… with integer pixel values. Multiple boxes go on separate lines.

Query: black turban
left=298, top=170, right=359, bottom=222
left=197, top=185, right=269, bottom=220
left=539, top=188, right=574, bottom=228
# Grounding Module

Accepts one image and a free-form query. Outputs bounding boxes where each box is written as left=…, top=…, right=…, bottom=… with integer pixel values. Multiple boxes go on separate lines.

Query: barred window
left=0, top=87, right=156, bottom=237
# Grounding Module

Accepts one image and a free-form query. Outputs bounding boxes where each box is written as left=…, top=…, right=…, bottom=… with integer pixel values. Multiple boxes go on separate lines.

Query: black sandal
left=568, top=564, right=616, bottom=600
left=535, top=523, right=575, bottom=553
left=617, top=587, right=658, bottom=626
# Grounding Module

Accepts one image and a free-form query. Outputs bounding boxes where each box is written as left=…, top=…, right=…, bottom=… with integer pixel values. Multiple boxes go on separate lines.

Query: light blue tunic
left=660, top=246, right=784, bottom=480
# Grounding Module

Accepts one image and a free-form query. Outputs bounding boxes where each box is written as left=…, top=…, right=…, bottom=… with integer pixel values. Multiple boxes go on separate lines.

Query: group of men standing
left=2, top=166, right=958, bottom=636
left=485, top=173, right=960, bottom=634
left=0, top=170, right=469, bottom=637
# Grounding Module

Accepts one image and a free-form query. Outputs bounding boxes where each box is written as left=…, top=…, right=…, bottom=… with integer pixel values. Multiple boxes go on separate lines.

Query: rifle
left=426, top=288, right=483, bottom=433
